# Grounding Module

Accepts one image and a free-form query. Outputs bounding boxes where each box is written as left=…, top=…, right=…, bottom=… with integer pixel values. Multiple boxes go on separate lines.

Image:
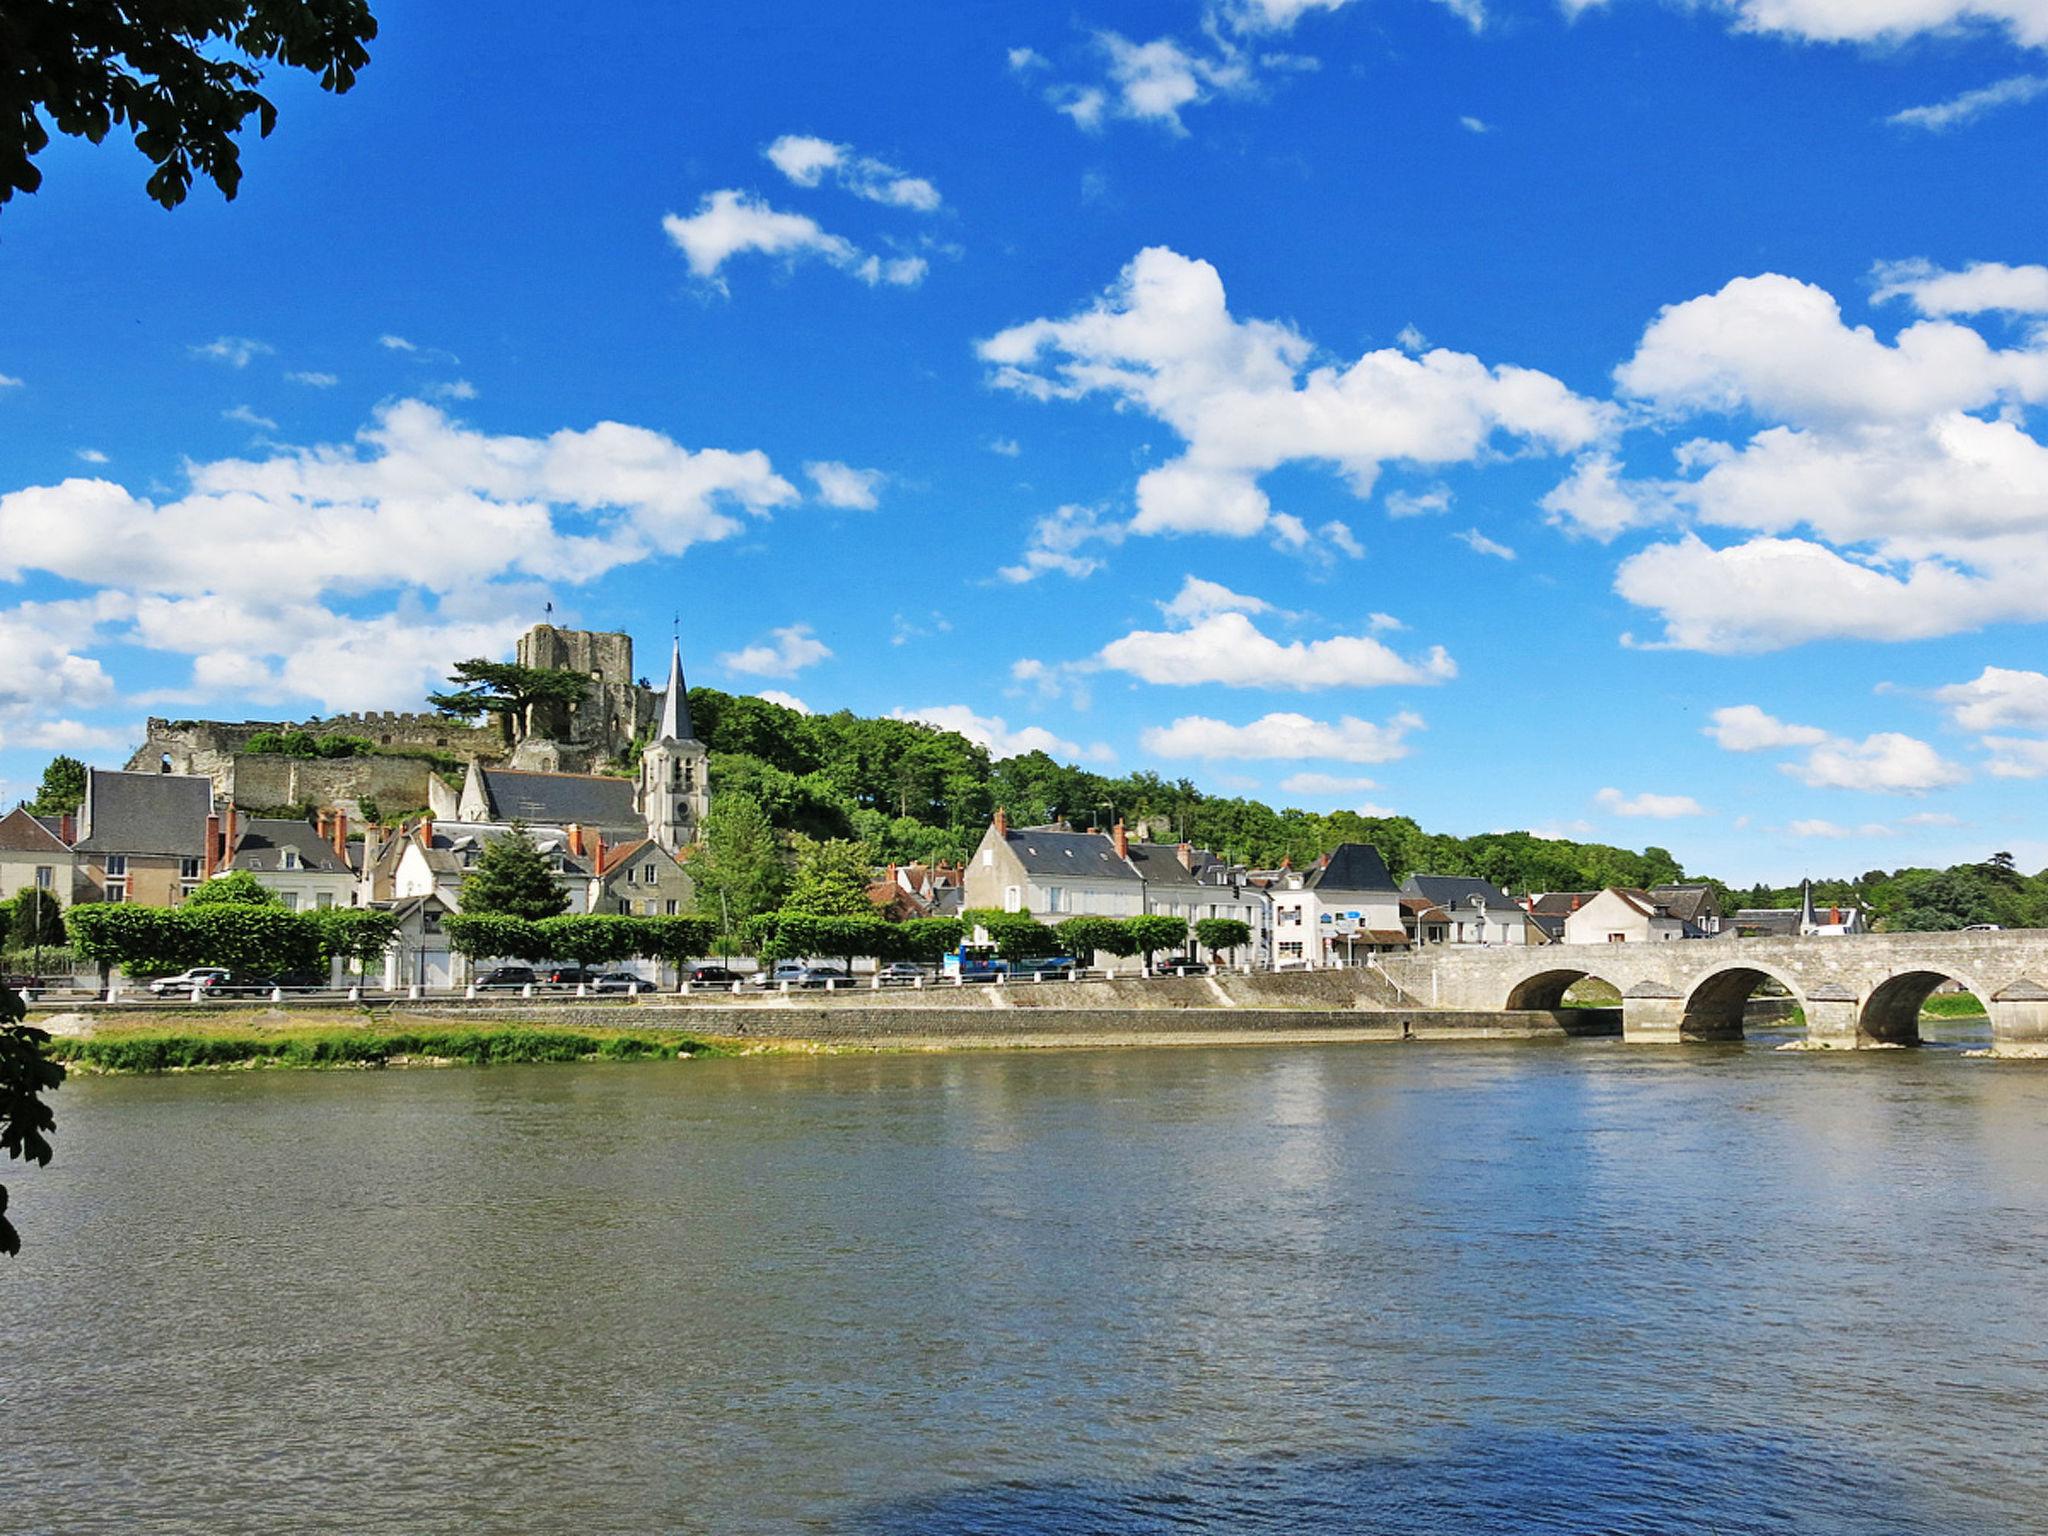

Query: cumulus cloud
left=982, top=247, right=1608, bottom=548
left=805, top=461, right=884, bottom=509
left=718, top=624, right=832, bottom=678
left=893, top=704, right=1111, bottom=763
left=1705, top=704, right=1965, bottom=794
left=756, top=690, right=812, bottom=714
left=763, top=134, right=941, bottom=211
left=1705, top=704, right=1830, bottom=751
left=1983, top=736, right=2048, bottom=778
left=191, top=336, right=272, bottom=368
left=1158, top=575, right=1274, bottom=622
left=1097, top=607, right=1456, bottom=690
left=1872, top=258, right=2048, bottom=316
left=286, top=370, right=339, bottom=387
left=1279, top=770, right=1380, bottom=795
left=1935, top=666, right=2048, bottom=731
left=662, top=190, right=927, bottom=292
left=1454, top=527, right=1515, bottom=560
left=1889, top=74, right=2048, bottom=131
left=1594, top=786, right=1706, bottom=818
left=1142, top=710, right=1423, bottom=763
left=999, top=503, right=1125, bottom=583
left=1569, top=0, right=2048, bottom=48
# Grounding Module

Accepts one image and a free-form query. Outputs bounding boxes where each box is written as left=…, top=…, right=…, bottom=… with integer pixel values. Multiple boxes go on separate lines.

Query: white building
left=1562, top=887, right=1691, bottom=945
left=1269, top=844, right=1407, bottom=966
left=1400, top=875, right=1537, bottom=946
left=224, top=814, right=358, bottom=912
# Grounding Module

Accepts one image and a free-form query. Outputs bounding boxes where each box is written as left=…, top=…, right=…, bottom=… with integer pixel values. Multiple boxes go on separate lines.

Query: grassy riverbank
left=45, top=1015, right=735, bottom=1072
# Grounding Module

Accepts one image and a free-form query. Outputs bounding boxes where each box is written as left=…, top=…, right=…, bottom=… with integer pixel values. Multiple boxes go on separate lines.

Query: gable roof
left=0, top=806, right=72, bottom=854
left=74, top=769, right=210, bottom=856
left=1529, top=891, right=1595, bottom=916
left=1650, top=884, right=1719, bottom=924
left=229, top=817, right=352, bottom=875
left=476, top=768, right=643, bottom=832
left=1305, top=843, right=1397, bottom=895
left=1002, top=826, right=1143, bottom=882
left=1124, top=842, right=1206, bottom=889
left=1402, top=874, right=1522, bottom=913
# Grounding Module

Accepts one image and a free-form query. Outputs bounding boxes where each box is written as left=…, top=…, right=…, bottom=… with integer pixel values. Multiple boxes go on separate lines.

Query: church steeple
left=658, top=638, right=694, bottom=742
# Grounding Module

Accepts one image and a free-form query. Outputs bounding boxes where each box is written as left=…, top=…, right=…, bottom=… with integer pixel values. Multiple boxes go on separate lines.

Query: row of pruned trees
left=962, top=911, right=1254, bottom=969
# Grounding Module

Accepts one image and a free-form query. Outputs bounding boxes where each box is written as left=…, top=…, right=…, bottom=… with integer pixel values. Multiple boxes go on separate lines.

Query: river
left=6, top=1033, right=2047, bottom=1534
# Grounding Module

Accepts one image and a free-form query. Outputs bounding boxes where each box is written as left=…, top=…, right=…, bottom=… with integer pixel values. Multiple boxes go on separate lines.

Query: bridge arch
left=1859, top=967, right=1997, bottom=1047
left=1678, top=963, right=1811, bottom=1042
left=1504, top=967, right=1626, bottom=1012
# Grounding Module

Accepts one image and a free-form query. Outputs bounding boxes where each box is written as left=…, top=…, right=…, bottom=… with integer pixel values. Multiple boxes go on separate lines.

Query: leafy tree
left=967, top=913, right=1061, bottom=963
left=1057, top=916, right=1133, bottom=966
left=893, top=917, right=965, bottom=965
left=9, top=890, right=64, bottom=950
left=691, top=792, right=788, bottom=944
left=442, top=913, right=544, bottom=964
left=303, top=907, right=398, bottom=974
left=783, top=838, right=877, bottom=918
left=534, top=915, right=641, bottom=969
left=0, top=982, right=61, bottom=1256
left=180, top=903, right=318, bottom=974
left=429, top=659, right=590, bottom=747
left=27, top=755, right=86, bottom=818
left=3, top=0, right=379, bottom=211
left=1126, top=914, right=1191, bottom=971
left=184, top=869, right=280, bottom=905
left=1194, top=917, right=1252, bottom=964
left=459, top=826, right=569, bottom=922
left=68, top=903, right=193, bottom=978
left=633, top=915, right=717, bottom=977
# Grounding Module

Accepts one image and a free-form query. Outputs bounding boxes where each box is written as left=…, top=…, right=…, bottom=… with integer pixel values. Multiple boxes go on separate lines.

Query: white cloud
left=1705, top=704, right=1830, bottom=751
left=893, top=704, right=1110, bottom=763
left=1143, top=710, right=1423, bottom=763
left=0, top=373, right=23, bottom=389
left=1454, top=527, right=1516, bottom=560
left=1935, top=666, right=2048, bottom=731
left=764, top=134, right=941, bottom=211
left=998, top=503, right=1124, bottom=583
left=431, top=379, right=478, bottom=401
left=1007, top=46, right=1051, bottom=72
left=982, top=247, right=1608, bottom=547
left=1367, top=611, right=1404, bottom=632
left=1872, top=258, right=2048, bottom=316
left=1983, top=736, right=2048, bottom=778
left=379, top=334, right=417, bottom=352
left=1594, top=786, right=1706, bottom=818
left=1279, top=770, right=1380, bottom=795
left=1158, top=575, right=1273, bottom=622
left=1571, top=1, right=2048, bottom=47
left=1787, top=818, right=1893, bottom=839
left=74, top=448, right=109, bottom=464
left=222, top=404, right=277, bottom=432
left=286, top=370, right=338, bottom=387
left=756, top=690, right=812, bottom=714
left=718, top=624, right=832, bottom=678
left=661, top=190, right=927, bottom=292
left=988, top=437, right=1022, bottom=457
left=805, top=461, right=884, bottom=509
left=1460, top=114, right=1490, bottom=132
left=1788, top=732, right=1968, bottom=794
left=191, top=336, right=272, bottom=368
left=1385, top=486, right=1452, bottom=518
left=1542, top=451, right=1677, bottom=541
left=1888, top=74, right=2048, bottom=131
left=1098, top=609, right=1456, bottom=690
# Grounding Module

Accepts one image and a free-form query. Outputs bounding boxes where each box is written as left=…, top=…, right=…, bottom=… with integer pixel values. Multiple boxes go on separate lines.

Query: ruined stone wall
left=515, top=624, right=660, bottom=758
left=223, top=754, right=445, bottom=817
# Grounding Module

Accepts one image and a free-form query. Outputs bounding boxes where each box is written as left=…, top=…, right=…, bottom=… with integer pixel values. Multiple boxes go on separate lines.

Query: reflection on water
left=6, top=1042, right=2048, bottom=1536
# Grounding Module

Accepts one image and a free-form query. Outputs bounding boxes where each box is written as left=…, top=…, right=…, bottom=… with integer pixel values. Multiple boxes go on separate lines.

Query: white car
left=148, top=967, right=231, bottom=996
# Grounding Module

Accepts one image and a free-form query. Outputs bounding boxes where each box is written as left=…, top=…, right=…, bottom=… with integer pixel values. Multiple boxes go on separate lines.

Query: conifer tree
left=460, top=826, right=569, bottom=922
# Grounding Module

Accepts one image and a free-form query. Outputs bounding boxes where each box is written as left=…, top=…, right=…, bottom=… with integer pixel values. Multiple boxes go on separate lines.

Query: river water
left=6, top=1035, right=2048, bottom=1534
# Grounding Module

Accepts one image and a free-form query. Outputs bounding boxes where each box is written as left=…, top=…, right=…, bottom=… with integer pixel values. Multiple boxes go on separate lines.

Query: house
left=0, top=807, right=77, bottom=910
left=866, top=862, right=965, bottom=921
left=1400, top=875, right=1537, bottom=946
left=1270, top=844, right=1406, bottom=965
left=1731, top=881, right=1866, bottom=938
left=1650, top=884, right=1723, bottom=936
left=379, top=892, right=458, bottom=991
left=390, top=818, right=599, bottom=913
left=1399, top=894, right=1451, bottom=947
left=221, top=811, right=358, bottom=911
left=72, top=769, right=213, bottom=905
left=1122, top=838, right=1271, bottom=964
left=1562, top=888, right=1696, bottom=945
left=963, top=811, right=1148, bottom=922
left=587, top=837, right=695, bottom=917
left=1524, top=891, right=1593, bottom=944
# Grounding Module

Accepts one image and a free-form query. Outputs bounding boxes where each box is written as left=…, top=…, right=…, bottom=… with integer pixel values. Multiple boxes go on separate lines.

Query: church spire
left=658, top=637, right=694, bottom=742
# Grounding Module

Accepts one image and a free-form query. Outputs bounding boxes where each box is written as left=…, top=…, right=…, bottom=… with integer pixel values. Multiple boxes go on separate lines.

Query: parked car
left=148, top=967, right=231, bottom=996
left=475, top=965, right=538, bottom=990
left=588, top=971, right=647, bottom=993
left=541, top=964, right=595, bottom=988
left=798, top=965, right=851, bottom=989
left=209, top=973, right=284, bottom=996
left=750, top=962, right=808, bottom=989
left=752, top=962, right=851, bottom=989
left=876, top=962, right=927, bottom=986
left=274, top=971, right=327, bottom=993
left=688, top=965, right=744, bottom=985
left=1156, top=958, right=1210, bottom=977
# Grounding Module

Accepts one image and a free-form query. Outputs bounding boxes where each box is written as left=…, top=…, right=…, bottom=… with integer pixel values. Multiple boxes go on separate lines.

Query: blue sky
left=2, top=0, right=2045, bottom=883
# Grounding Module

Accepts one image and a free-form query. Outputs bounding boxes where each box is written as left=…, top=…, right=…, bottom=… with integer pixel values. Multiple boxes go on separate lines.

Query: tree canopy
left=27, top=756, right=85, bottom=818
left=429, top=659, right=590, bottom=747
left=459, top=826, right=570, bottom=922
left=3, top=0, right=379, bottom=211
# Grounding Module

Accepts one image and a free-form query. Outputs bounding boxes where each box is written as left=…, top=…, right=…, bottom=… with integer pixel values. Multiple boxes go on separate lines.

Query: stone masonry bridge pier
left=1374, top=930, right=2048, bottom=1051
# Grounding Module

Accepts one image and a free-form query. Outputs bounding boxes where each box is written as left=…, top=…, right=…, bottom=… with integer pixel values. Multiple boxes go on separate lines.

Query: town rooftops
left=229, top=817, right=351, bottom=874
left=1402, top=874, right=1521, bottom=913
left=1304, top=842, right=1398, bottom=895
left=474, top=767, right=643, bottom=831
left=1003, top=825, right=1143, bottom=882
left=1650, top=884, right=1719, bottom=925
left=0, top=806, right=72, bottom=854
left=73, top=769, right=211, bottom=856
left=1731, top=909, right=1801, bottom=937
left=1528, top=892, right=1595, bottom=917
left=1123, top=841, right=1207, bottom=889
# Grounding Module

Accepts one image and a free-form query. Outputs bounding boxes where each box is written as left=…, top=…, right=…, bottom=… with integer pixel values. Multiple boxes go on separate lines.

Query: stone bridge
left=1374, top=930, right=2048, bottom=1051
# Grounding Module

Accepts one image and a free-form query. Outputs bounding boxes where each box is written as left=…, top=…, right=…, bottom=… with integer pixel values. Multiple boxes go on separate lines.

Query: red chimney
left=567, top=822, right=586, bottom=858
left=1318, top=852, right=1330, bottom=868
left=994, top=806, right=1009, bottom=838
left=1113, top=820, right=1128, bottom=860
left=1177, top=841, right=1194, bottom=872
left=223, top=803, right=238, bottom=865
left=1570, top=894, right=1582, bottom=910
left=592, top=829, right=607, bottom=876
left=204, top=813, right=221, bottom=879
left=59, top=810, right=74, bottom=845
left=416, top=816, right=433, bottom=848
left=332, top=809, right=348, bottom=861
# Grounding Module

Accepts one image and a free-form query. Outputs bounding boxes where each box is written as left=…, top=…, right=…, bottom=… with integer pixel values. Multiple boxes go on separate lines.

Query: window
left=105, top=854, right=127, bottom=903
left=1279, top=941, right=1303, bottom=959
left=280, top=891, right=300, bottom=911
left=982, top=849, right=993, bottom=867
left=1004, top=885, right=1022, bottom=913
left=665, top=899, right=679, bottom=916
left=316, top=892, right=334, bottom=909
left=1045, top=885, right=1064, bottom=913
left=179, top=858, right=200, bottom=880
left=623, top=864, right=635, bottom=884
left=282, top=849, right=301, bottom=871
left=34, top=865, right=52, bottom=889
left=1607, top=932, right=1626, bottom=943
left=643, top=899, right=657, bottom=916
left=643, top=862, right=657, bottom=884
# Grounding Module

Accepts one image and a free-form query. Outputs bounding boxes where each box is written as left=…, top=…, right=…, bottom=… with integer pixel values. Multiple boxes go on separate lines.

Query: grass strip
left=47, top=1025, right=730, bottom=1072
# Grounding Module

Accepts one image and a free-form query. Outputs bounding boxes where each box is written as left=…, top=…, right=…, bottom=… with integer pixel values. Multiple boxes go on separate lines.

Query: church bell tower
left=640, top=638, right=710, bottom=853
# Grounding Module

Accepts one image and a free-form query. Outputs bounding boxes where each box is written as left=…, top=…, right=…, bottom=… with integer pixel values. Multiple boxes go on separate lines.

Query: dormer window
left=282, top=849, right=301, bottom=871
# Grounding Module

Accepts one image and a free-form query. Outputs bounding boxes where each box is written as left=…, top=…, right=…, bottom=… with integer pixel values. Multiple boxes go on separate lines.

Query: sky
left=1, top=0, right=2045, bottom=885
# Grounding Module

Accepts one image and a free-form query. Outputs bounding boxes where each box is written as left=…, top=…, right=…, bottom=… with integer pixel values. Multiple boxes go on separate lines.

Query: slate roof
left=0, top=806, right=71, bottom=854
left=1304, top=842, right=1398, bottom=895
left=1400, top=895, right=1452, bottom=923
left=1124, top=842, right=1206, bottom=889
left=1003, top=826, right=1142, bottom=882
left=1650, top=884, right=1720, bottom=924
left=229, top=818, right=352, bottom=875
left=417, top=822, right=597, bottom=882
left=476, top=768, right=643, bottom=831
left=1528, top=892, right=1595, bottom=917
left=1402, top=874, right=1522, bottom=913
left=1731, top=909, right=1801, bottom=937
left=74, top=770, right=211, bottom=856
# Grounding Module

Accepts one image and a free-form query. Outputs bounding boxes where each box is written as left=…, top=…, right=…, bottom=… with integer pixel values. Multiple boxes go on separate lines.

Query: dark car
left=589, top=972, right=648, bottom=994
left=541, top=965, right=595, bottom=988
left=210, top=973, right=283, bottom=996
left=1156, top=958, right=1210, bottom=977
left=688, top=965, right=743, bottom=985
left=475, top=966, right=538, bottom=990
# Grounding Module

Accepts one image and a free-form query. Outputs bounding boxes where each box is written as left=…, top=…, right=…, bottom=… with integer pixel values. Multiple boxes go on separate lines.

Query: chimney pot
left=59, top=810, right=74, bottom=845
left=1176, top=840, right=1194, bottom=872
left=592, top=829, right=606, bottom=876
left=994, top=806, right=1009, bottom=838
left=567, top=822, right=586, bottom=858
left=204, top=812, right=221, bottom=880
left=1113, top=820, right=1128, bottom=860
left=333, top=809, right=348, bottom=862
left=417, top=816, right=433, bottom=849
